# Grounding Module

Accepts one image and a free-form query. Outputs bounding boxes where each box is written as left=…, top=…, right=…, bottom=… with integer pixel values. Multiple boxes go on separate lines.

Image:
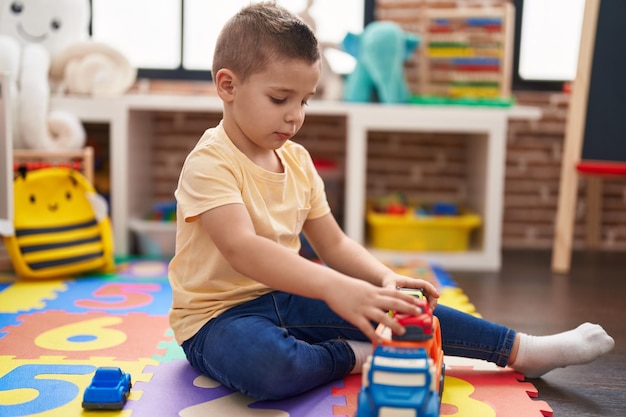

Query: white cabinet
left=49, top=94, right=540, bottom=271
left=0, top=73, right=14, bottom=237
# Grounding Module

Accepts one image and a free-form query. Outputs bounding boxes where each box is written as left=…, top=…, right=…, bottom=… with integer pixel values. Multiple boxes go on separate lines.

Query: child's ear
left=215, top=69, right=236, bottom=102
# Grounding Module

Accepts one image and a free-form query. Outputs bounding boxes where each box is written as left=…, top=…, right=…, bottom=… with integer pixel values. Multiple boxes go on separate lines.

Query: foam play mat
left=0, top=259, right=553, bottom=417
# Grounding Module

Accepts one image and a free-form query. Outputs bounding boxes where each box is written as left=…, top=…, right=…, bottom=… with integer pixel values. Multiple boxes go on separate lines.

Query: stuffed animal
left=342, top=21, right=419, bottom=104
left=0, top=0, right=136, bottom=150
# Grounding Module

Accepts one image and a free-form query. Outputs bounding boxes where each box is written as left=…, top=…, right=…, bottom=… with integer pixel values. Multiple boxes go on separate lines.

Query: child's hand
left=324, top=278, right=430, bottom=344
left=381, top=274, right=439, bottom=312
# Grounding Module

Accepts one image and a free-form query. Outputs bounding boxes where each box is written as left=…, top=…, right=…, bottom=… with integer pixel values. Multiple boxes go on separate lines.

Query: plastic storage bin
left=367, top=210, right=481, bottom=251
left=129, top=219, right=176, bottom=258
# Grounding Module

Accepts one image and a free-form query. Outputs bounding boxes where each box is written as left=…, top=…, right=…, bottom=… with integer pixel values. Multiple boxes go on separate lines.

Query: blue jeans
left=182, top=291, right=516, bottom=400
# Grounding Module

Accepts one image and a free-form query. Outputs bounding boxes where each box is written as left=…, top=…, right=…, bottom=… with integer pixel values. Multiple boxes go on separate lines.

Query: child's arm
left=200, top=203, right=425, bottom=343
left=302, top=214, right=439, bottom=311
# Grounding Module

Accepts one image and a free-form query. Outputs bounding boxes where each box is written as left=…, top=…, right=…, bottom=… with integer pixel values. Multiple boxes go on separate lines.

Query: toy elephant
left=342, top=21, right=419, bottom=104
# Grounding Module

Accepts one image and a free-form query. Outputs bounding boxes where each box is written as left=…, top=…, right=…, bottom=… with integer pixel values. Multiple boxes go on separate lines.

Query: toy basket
left=367, top=209, right=481, bottom=251
left=129, top=219, right=176, bottom=258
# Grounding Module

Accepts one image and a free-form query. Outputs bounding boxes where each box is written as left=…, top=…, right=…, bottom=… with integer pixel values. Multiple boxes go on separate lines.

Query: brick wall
left=506, top=92, right=626, bottom=250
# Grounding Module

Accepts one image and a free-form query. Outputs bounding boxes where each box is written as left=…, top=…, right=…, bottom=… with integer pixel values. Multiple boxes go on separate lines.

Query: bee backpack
left=4, top=167, right=115, bottom=279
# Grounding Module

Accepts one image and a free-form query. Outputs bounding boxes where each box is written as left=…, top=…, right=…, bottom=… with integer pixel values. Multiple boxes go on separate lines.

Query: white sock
left=511, top=322, right=614, bottom=379
left=346, top=340, right=373, bottom=374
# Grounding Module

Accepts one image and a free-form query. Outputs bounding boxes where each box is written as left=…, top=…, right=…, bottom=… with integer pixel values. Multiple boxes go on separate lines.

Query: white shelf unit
left=48, top=94, right=540, bottom=271
left=0, top=73, right=13, bottom=238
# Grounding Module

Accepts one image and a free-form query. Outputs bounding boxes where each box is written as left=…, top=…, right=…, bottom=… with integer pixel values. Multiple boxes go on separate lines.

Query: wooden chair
left=575, top=161, right=626, bottom=249
left=552, top=0, right=626, bottom=272
left=13, top=146, right=95, bottom=184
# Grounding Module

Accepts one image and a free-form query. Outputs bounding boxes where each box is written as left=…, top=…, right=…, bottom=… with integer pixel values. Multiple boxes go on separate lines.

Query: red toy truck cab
left=391, top=293, right=434, bottom=342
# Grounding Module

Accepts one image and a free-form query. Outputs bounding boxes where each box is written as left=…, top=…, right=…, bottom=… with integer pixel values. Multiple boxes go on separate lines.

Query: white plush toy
left=0, top=0, right=136, bottom=150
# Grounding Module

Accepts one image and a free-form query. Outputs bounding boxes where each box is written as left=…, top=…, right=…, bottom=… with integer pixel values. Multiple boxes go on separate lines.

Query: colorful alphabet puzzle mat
left=0, top=259, right=553, bottom=417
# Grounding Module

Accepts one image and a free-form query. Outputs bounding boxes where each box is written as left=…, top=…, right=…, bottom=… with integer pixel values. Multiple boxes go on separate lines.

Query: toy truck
left=356, top=289, right=444, bottom=417
left=357, top=345, right=440, bottom=417
left=82, top=367, right=132, bottom=410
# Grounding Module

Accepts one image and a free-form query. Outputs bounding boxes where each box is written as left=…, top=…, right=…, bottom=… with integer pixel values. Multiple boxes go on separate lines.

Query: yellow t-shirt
left=168, top=122, right=331, bottom=344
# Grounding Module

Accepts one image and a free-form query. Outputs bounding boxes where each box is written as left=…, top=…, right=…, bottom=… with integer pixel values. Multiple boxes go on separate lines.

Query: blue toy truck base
left=82, top=399, right=128, bottom=411
left=356, top=346, right=441, bottom=417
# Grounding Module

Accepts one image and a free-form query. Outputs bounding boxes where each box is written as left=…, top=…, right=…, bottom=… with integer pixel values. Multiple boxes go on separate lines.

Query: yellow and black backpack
left=4, top=167, right=115, bottom=279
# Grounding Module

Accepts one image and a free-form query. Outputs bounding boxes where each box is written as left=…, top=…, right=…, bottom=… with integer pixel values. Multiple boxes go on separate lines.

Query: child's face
left=227, top=58, right=320, bottom=154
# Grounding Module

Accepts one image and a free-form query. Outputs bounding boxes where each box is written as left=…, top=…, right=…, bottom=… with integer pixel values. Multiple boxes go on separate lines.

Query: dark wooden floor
left=452, top=249, right=626, bottom=417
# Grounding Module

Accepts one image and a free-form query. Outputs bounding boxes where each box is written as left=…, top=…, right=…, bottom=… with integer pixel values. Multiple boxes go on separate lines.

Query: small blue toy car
left=356, top=345, right=440, bottom=417
left=82, top=367, right=132, bottom=410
